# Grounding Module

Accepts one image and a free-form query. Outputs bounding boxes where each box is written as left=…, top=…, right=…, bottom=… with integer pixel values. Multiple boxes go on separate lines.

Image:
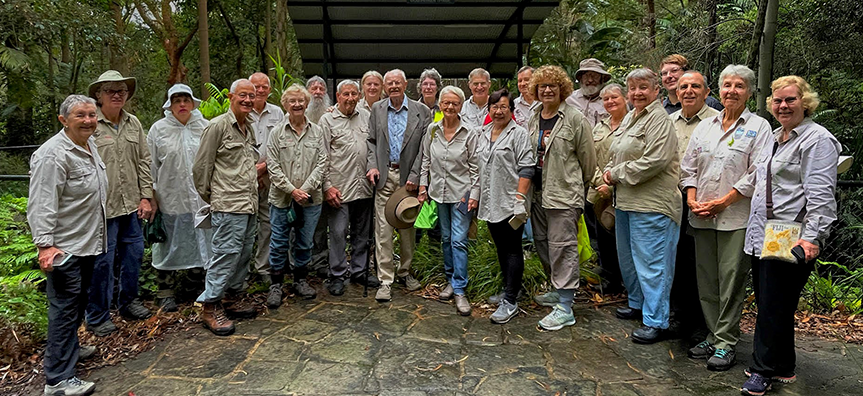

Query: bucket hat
left=385, top=186, right=421, bottom=229
left=162, top=83, right=202, bottom=110
left=575, top=58, right=612, bottom=84
left=593, top=194, right=615, bottom=232
left=88, top=70, right=137, bottom=101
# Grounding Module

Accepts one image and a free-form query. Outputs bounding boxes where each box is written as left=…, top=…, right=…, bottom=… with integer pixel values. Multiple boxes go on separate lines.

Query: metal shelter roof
left=287, top=0, right=560, bottom=80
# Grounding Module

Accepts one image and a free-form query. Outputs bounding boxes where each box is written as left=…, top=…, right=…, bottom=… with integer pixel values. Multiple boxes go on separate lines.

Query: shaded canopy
left=287, top=0, right=560, bottom=80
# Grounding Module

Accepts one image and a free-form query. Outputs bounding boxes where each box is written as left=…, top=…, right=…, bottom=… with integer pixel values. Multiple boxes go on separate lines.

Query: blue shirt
left=387, top=95, right=409, bottom=163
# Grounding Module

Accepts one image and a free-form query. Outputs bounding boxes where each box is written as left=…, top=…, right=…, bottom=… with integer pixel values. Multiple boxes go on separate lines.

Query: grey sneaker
left=44, top=376, right=95, bottom=396
left=707, top=348, right=736, bottom=371
left=490, top=300, right=518, bottom=324
left=292, top=279, right=317, bottom=299
left=454, top=294, right=471, bottom=316
left=401, top=274, right=422, bottom=291
left=78, top=345, right=97, bottom=361
left=375, top=284, right=392, bottom=302
left=266, top=284, right=284, bottom=308
left=439, top=283, right=454, bottom=300
left=120, top=298, right=152, bottom=320
left=533, top=290, right=560, bottom=307
left=688, top=340, right=715, bottom=359
left=86, top=320, right=117, bottom=337
left=488, top=290, right=505, bottom=305
left=538, top=304, right=576, bottom=331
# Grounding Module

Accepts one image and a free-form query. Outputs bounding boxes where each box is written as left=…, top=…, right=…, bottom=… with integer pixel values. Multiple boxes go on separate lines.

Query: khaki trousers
left=693, top=228, right=750, bottom=350
left=254, top=185, right=272, bottom=275
left=374, top=168, right=416, bottom=285
left=531, top=190, right=581, bottom=290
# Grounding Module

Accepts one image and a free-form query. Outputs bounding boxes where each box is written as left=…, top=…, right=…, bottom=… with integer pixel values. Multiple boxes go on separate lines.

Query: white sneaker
left=490, top=300, right=518, bottom=324
left=538, top=304, right=576, bottom=331
left=44, top=376, right=95, bottom=396
left=375, top=284, right=392, bottom=302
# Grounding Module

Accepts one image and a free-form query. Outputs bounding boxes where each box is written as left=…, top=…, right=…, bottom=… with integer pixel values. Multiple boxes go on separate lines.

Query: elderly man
left=319, top=80, right=379, bottom=295
left=248, top=72, right=285, bottom=285
left=513, top=66, right=539, bottom=127
left=306, top=75, right=331, bottom=123
left=565, top=58, right=612, bottom=127
left=660, top=54, right=723, bottom=114
left=459, top=68, right=490, bottom=128
left=669, top=70, right=719, bottom=342
left=85, top=70, right=154, bottom=337
left=192, top=79, right=260, bottom=336
left=366, top=69, right=432, bottom=302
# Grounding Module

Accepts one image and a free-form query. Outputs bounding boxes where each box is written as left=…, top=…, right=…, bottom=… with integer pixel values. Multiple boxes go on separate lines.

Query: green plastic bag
left=577, top=213, right=595, bottom=264
left=144, top=212, right=167, bottom=244
left=414, top=200, right=438, bottom=229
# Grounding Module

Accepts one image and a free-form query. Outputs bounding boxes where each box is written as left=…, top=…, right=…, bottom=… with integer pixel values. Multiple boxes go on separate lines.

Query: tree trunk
left=757, top=0, right=779, bottom=118
left=47, top=45, right=59, bottom=131
left=199, top=0, right=211, bottom=98
left=217, top=1, right=243, bottom=78
left=109, top=0, right=127, bottom=73
left=705, top=0, right=719, bottom=84
left=747, top=0, right=769, bottom=72
left=265, top=0, right=273, bottom=74
left=646, top=0, right=656, bottom=49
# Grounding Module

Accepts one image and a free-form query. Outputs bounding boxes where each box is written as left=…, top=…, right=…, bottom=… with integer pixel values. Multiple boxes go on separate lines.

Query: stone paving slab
left=85, top=282, right=863, bottom=395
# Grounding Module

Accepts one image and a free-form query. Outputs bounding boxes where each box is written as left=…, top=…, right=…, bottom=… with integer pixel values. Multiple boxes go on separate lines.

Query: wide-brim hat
left=162, top=83, right=202, bottom=110
left=385, top=186, right=421, bottom=229
left=593, top=194, right=615, bottom=232
left=88, top=70, right=137, bottom=101
left=575, top=58, right=612, bottom=84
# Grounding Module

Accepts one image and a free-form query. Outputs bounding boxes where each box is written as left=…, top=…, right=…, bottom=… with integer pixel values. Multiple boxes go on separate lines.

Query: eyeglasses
left=103, top=89, right=128, bottom=97
left=772, top=96, right=798, bottom=105
left=490, top=104, right=510, bottom=111
left=440, top=101, right=461, bottom=108
left=235, top=93, right=257, bottom=100
left=660, top=67, right=683, bottom=77
left=538, top=83, right=559, bottom=90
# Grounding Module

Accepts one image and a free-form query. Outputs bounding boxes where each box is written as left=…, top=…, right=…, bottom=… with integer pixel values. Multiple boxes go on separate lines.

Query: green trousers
left=693, top=228, right=750, bottom=350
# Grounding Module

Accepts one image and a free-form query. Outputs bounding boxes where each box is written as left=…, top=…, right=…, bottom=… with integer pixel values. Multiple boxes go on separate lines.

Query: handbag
left=144, top=212, right=167, bottom=244
left=415, top=200, right=438, bottom=229
left=760, top=142, right=806, bottom=263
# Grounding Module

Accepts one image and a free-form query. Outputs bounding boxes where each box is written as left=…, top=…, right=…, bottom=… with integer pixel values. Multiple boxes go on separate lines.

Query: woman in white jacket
left=147, top=84, right=213, bottom=311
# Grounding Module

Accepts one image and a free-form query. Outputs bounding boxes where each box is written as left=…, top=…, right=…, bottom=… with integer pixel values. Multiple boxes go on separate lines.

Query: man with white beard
left=564, top=58, right=611, bottom=128
left=306, top=76, right=331, bottom=123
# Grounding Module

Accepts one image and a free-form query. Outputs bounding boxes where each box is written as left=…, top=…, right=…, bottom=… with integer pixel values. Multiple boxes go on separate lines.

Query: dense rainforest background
left=1, top=0, right=862, bottom=380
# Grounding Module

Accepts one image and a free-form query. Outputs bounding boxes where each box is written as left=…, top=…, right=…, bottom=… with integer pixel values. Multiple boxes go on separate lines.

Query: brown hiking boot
left=223, top=295, right=258, bottom=319
left=201, top=302, right=235, bottom=336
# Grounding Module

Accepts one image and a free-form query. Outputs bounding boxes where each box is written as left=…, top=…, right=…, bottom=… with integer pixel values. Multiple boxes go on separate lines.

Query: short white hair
left=719, top=64, right=756, bottom=93
left=468, top=68, right=490, bottom=81
left=60, top=95, right=96, bottom=118
left=230, top=79, right=253, bottom=93
left=384, top=69, right=407, bottom=82
left=306, top=75, right=327, bottom=90
left=680, top=70, right=709, bottom=88
left=439, top=85, right=465, bottom=103
left=337, top=79, right=360, bottom=93
left=417, top=68, right=442, bottom=93
left=600, top=83, right=626, bottom=99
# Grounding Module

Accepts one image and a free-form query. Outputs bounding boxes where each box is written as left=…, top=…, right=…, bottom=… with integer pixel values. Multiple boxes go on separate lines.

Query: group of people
left=28, top=53, right=839, bottom=396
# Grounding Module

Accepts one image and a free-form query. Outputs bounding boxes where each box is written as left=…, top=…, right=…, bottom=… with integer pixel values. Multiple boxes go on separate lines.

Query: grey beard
left=306, top=96, right=332, bottom=122
left=581, top=84, right=601, bottom=97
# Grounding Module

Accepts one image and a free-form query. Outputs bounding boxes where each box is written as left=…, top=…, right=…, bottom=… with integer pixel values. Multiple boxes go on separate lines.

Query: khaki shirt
left=267, top=117, right=328, bottom=208
left=192, top=111, right=259, bottom=214
left=28, top=131, right=108, bottom=258
left=565, top=89, right=608, bottom=128
left=420, top=119, right=480, bottom=203
left=320, top=107, right=374, bottom=203
left=680, top=109, right=772, bottom=231
left=586, top=118, right=618, bottom=204
left=513, top=96, right=539, bottom=128
left=476, top=120, right=536, bottom=223
left=528, top=102, right=596, bottom=210
left=670, top=104, right=720, bottom=160
left=93, top=108, right=153, bottom=219
left=249, top=103, right=285, bottom=162
left=606, top=100, right=682, bottom=223
left=459, top=96, right=489, bottom=129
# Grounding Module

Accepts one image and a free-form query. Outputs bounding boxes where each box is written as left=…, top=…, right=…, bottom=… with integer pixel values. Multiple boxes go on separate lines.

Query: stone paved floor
left=87, top=283, right=863, bottom=395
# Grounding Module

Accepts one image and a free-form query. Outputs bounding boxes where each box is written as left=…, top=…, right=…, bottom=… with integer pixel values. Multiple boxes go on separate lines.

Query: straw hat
left=162, top=83, right=202, bottom=110
left=593, top=194, right=615, bottom=232
left=88, top=70, right=137, bottom=101
left=385, top=186, right=421, bottom=229
left=575, top=58, right=612, bottom=84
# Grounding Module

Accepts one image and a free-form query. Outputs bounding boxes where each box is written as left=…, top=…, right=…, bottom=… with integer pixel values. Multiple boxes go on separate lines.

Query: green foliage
left=199, top=83, right=231, bottom=120
left=0, top=280, right=48, bottom=341
left=268, top=50, right=304, bottom=105
left=803, top=260, right=863, bottom=315
left=0, top=195, right=39, bottom=278
left=0, top=194, right=46, bottom=340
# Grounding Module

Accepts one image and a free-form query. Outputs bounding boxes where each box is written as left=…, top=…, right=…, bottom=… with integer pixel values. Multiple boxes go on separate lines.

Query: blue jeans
left=269, top=204, right=322, bottom=274
left=615, top=210, right=680, bottom=329
left=86, top=212, right=144, bottom=325
left=437, top=202, right=471, bottom=295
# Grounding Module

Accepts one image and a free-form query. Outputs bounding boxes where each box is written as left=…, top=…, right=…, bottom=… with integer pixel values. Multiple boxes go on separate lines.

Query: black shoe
left=293, top=279, right=317, bottom=299
left=316, top=266, right=330, bottom=279
left=631, top=325, right=663, bottom=344
left=615, top=307, right=642, bottom=320
left=120, top=298, right=152, bottom=320
left=156, top=296, right=178, bottom=313
left=327, top=279, right=345, bottom=296
left=351, top=272, right=381, bottom=288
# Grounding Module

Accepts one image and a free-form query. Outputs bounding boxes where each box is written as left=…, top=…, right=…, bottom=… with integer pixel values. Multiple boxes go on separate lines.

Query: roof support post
left=517, top=7, right=524, bottom=67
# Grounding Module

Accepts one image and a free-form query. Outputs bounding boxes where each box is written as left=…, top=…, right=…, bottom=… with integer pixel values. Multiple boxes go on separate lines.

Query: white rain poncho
left=147, top=109, right=213, bottom=270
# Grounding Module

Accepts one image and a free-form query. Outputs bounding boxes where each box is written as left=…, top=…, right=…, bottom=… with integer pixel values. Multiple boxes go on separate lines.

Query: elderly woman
left=418, top=85, right=479, bottom=316
left=418, top=67, right=443, bottom=122
left=603, top=68, right=681, bottom=343
left=528, top=65, right=597, bottom=331
left=266, top=84, right=328, bottom=307
left=679, top=65, right=772, bottom=371
left=358, top=70, right=385, bottom=112
left=586, top=83, right=627, bottom=294
left=28, top=95, right=107, bottom=395
left=477, top=89, right=535, bottom=323
left=147, top=84, right=213, bottom=312
left=738, top=76, right=840, bottom=396
left=513, top=66, right=538, bottom=127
